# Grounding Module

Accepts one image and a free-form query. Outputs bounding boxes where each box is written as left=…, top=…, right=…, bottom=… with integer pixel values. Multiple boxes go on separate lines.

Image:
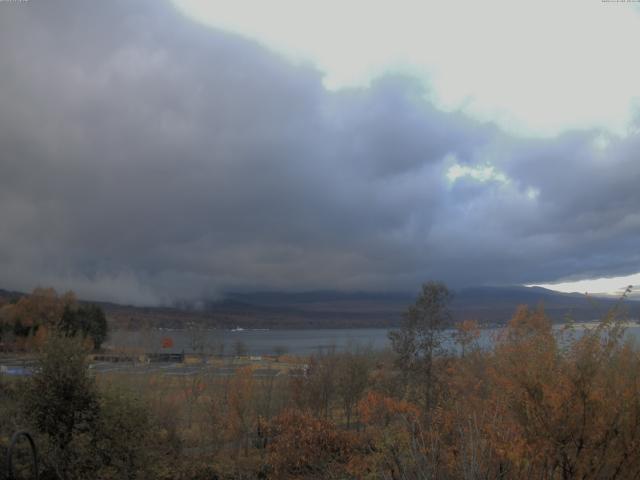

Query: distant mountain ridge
left=1, top=285, right=637, bottom=329
left=224, top=286, right=592, bottom=307
left=214, top=286, right=638, bottom=327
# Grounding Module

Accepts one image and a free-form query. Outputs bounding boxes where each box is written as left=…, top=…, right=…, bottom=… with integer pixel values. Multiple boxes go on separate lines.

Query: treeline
left=0, top=287, right=108, bottom=351
left=2, top=282, right=640, bottom=479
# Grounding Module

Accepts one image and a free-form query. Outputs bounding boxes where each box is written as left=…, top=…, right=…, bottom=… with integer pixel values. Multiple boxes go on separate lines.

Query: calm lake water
left=106, top=323, right=640, bottom=356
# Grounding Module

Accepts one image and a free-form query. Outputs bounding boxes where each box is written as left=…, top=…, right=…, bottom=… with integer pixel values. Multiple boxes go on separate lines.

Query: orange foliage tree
left=227, top=366, right=256, bottom=457
left=454, top=319, right=481, bottom=357
left=440, top=304, right=640, bottom=478
left=266, top=409, right=357, bottom=480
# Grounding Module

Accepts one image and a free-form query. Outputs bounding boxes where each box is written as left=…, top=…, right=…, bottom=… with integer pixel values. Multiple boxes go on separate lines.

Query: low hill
left=2, top=286, right=637, bottom=330
left=105, top=286, right=638, bottom=329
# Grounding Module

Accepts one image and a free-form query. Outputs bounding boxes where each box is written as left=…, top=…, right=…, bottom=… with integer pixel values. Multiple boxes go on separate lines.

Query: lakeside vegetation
left=0, top=288, right=107, bottom=352
left=2, top=283, right=640, bottom=479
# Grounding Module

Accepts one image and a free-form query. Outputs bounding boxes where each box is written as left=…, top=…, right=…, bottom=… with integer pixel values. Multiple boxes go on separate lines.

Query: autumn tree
left=266, top=409, right=356, bottom=480
left=355, top=392, right=429, bottom=479
left=490, top=304, right=640, bottom=478
left=336, top=349, right=372, bottom=428
left=227, top=366, right=256, bottom=456
left=15, top=287, right=71, bottom=329
left=453, top=319, right=481, bottom=357
left=0, top=288, right=107, bottom=351
left=203, top=380, right=227, bottom=456
left=177, top=372, right=207, bottom=430
left=305, top=353, right=338, bottom=420
left=389, top=281, right=452, bottom=409
left=0, top=288, right=72, bottom=349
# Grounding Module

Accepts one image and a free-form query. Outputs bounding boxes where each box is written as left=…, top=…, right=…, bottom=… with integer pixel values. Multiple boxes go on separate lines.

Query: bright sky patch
left=173, top=0, right=640, bottom=137
left=446, top=163, right=509, bottom=184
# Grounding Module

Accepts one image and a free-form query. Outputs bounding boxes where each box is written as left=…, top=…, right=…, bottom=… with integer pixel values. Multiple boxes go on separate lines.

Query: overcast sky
left=1, top=0, right=639, bottom=305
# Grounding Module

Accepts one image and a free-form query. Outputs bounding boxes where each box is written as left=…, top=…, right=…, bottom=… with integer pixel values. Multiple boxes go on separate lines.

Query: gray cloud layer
left=1, top=0, right=639, bottom=305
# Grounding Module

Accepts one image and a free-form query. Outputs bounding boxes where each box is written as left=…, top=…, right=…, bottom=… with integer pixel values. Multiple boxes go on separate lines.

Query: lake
left=105, top=323, right=640, bottom=356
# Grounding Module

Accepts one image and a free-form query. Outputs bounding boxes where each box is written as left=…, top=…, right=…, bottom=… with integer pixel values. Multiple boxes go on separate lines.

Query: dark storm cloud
left=0, top=0, right=638, bottom=304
